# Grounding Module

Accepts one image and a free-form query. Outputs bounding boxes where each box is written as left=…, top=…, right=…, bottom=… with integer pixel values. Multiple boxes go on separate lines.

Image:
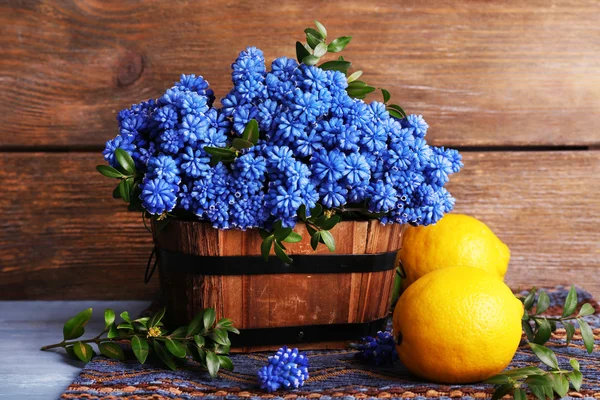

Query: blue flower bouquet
left=97, top=21, right=462, bottom=263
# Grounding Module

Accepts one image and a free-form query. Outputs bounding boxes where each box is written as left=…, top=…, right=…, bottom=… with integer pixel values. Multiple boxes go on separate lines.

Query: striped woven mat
left=61, top=286, right=600, bottom=399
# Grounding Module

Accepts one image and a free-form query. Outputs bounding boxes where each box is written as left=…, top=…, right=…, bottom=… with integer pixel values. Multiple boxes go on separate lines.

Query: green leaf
left=533, top=318, right=552, bottom=345
left=117, top=322, right=132, bottom=330
left=102, top=308, right=115, bottom=328
left=73, top=341, right=94, bottom=363
left=305, top=27, right=324, bottom=40
left=501, top=366, right=546, bottom=376
left=274, top=240, right=292, bottom=264
left=65, top=345, right=77, bottom=360
left=118, top=179, right=131, bottom=203
left=310, top=203, right=323, bottom=218
left=564, top=322, right=575, bottom=345
left=484, top=374, right=511, bottom=384
left=526, top=375, right=553, bottom=399
left=319, top=60, right=352, bottom=73
left=274, top=226, right=293, bottom=242
left=551, top=374, right=569, bottom=398
left=169, top=326, right=187, bottom=339
left=380, top=88, right=391, bottom=103
left=314, top=20, right=327, bottom=39
left=148, top=307, right=165, bottom=328
left=513, top=388, right=526, bottom=400
left=562, top=285, right=578, bottom=317
left=153, top=340, right=177, bottom=370
left=522, top=320, right=535, bottom=341
left=523, top=288, right=538, bottom=310
left=346, top=70, right=363, bottom=83
left=261, top=235, right=274, bottom=261
left=387, top=103, right=408, bottom=118
left=194, top=335, right=205, bottom=348
left=241, top=118, right=259, bottom=144
left=310, top=231, right=321, bottom=250
left=165, top=337, right=187, bottom=358
left=302, top=55, right=320, bottom=66
left=115, top=148, right=136, bottom=175
left=305, top=28, right=324, bottom=44
left=204, top=147, right=236, bottom=159
left=296, top=41, right=311, bottom=63
left=282, top=231, right=302, bottom=243
left=491, top=384, right=514, bottom=400
left=98, top=342, right=125, bottom=361
left=209, top=328, right=231, bottom=346
left=206, top=351, right=220, bottom=378
left=388, top=109, right=404, bottom=119
left=578, top=318, right=594, bottom=354
left=347, top=83, right=377, bottom=99
left=319, top=215, right=341, bottom=230
left=536, top=291, right=550, bottom=315
left=297, top=204, right=307, bottom=221
left=218, top=355, right=234, bottom=371
left=578, top=303, right=595, bottom=317
left=134, top=317, right=150, bottom=328
left=203, top=308, right=216, bottom=330
left=231, top=138, right=254, bottom=150
left=107, top=324, right=119, bottom=339
left=97, top=165, right=125, bottom=179
left=187, top=311, right=205, bottom=337
left=131, top=336, right=149, bottom=364
left=112, top=184, right=122, bottom=199
left=120, top=311, right=131, bottom=323
left=567, top=370, right=583, bottom=391
left=569, top=358, right=580, bottom=371
left=529, top=343, right=559, bottom=370
left=327, top=36, right=352, bottom=52
left=63, top=308, right=92, bottom=341
left=224, top=325, right=240, bottom=335
left=313, top=42, right=328, bottom=58
left=320, top=230, right=336, bottom=252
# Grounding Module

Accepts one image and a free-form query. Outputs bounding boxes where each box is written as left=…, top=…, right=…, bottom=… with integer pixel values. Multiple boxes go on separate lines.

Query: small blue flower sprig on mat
left=352, top=331, right=399, bottom=366
left=97, top=20, right=464, bottom=263
left=257, top=346, right=310, bottom=392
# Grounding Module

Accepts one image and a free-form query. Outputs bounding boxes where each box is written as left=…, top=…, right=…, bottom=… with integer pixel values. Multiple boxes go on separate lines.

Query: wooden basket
left=152, top=219, right=403, bottom=351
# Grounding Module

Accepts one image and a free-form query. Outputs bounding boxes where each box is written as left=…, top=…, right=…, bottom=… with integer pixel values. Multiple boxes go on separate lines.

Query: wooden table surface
left=0, top=0, right=598, bottom=299
left=0, top=301, right=148, bottom=400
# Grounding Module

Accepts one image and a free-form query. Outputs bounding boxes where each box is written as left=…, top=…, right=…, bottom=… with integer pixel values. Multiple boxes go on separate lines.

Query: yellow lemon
left=393, top=266, right=523, bottom=383
left=400, top=214, right=510, bottom=289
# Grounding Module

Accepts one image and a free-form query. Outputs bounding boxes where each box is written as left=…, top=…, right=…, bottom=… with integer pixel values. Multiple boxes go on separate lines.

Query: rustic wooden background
left=1, top=0, right=598, bottom=299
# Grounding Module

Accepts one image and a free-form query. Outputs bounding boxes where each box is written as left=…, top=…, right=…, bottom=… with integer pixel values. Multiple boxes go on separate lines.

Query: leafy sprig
left=204, top=119, right=259, bottom=166
left=97, top=148, right=144, bottom=212
left=486, top=286, right=596, bottom=399
left=41, top=307, right=239, bottom=378
left=259, top=204, right=341, bottom=263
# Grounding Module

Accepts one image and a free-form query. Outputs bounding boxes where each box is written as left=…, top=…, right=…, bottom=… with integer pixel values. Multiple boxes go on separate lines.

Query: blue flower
left=158, top=129, right=184, bottom=155
left=234, top=153, right=267, bottom=181
left=206, top=200, right=230, bottom=229
left=360, top=123, right=388, bottom=154
left=434, top=146, right=463, bottom=173
left=294, top=128, right=322, bottom=158
left=158, top=87, right=185, bottom=107
left=232, top=105, right=258, bottom=135
left=344, top=153, right=371, bottom=186
left=140, top=177, right=178, bottom=215
left=177, top=180, right=194, bottom=211
left=266, top=184, right=302, bottom=218
left=236, top=76, right=267, bottom=102
left=147, top=154, right=180, bottom=184
left=319, top=182, right=347, bottom=208
left=153, top=105, right=179, bottom=130
left=257, top=99, right=280, bottom=132
left=179, top=147, right=210, bottom=178
left=175, top=74, right=212, bottom=97
left=221, top=92, right=246, bottom=118
left=274, top=113, right=305, bottom=143
left=103, top=135, right=136, bottom=168
left=179, top=92, right=209, bottom=115
left=257, top=347, right=309, bottom=393
left=266, top=146, right=295, bottom=172
left=427, top=154, right=453, bottom=185
left=353, top=331, right=398, bottom=366
left=326, top=70, right=348, bottom=92
left=367, top=181, right=398, bottom=212
left=298, top=64, right=329, bottom=92
left=405, top=114, right=429, bottom=137
left=311, top=149, right=345, bottom=183
left=411, top=138, right=433, bottom=167
left=289, top=88, right=321, bottom=124
left=191, top=177, right=212, bottom=213
left=120, top=114, right=148, bottom=138
left=367, top=101, right=389, bottom=121
left=271, top=57, right=298, bottom=80
left=179, top=114, right=209, bottom=144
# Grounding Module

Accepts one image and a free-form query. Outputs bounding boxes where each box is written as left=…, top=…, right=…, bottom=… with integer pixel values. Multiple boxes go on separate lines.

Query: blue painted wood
left=0, top=301, right=148, bottom=400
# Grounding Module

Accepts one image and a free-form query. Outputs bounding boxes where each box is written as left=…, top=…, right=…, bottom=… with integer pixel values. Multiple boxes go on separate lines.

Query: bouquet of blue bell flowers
left=98, top=21, right=463, bottom=261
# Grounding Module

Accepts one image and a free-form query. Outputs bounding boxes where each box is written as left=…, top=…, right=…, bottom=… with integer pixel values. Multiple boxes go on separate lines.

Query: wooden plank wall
left=0, top=0, right=598, bottom=299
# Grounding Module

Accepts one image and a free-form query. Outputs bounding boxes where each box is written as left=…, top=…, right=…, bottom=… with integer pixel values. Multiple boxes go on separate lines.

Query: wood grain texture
left=154, top=220, right=399, bottom=329
left=0, top=151, right=598, bottom=299
left=1, top=0, right=599, bottom=147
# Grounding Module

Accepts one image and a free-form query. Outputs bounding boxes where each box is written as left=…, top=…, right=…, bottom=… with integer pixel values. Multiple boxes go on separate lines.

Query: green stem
left=40, top=335, right=135, bottom=351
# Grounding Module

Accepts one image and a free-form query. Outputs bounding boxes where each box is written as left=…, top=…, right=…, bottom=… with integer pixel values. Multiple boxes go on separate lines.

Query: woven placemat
left=61, top=286, right=600, bottom=399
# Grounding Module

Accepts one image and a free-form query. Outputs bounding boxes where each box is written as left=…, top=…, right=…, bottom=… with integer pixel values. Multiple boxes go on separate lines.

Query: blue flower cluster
left=103, top=46, right=462, bottom=228
left=353, top=331, right=399, bottom=366
left=257, top=346, right=310, bottom=392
